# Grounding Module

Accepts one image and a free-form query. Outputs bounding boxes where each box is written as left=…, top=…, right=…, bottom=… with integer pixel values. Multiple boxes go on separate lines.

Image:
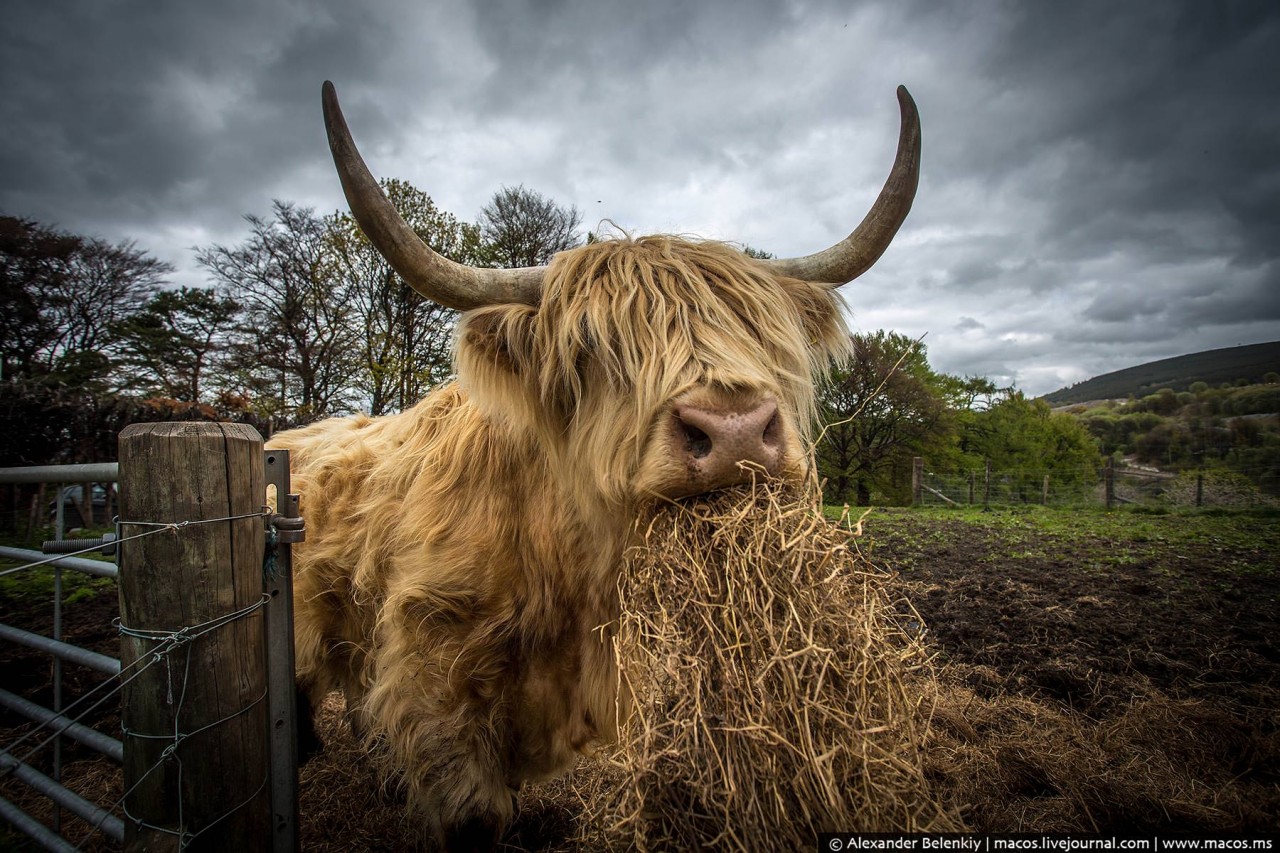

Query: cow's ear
left=783, top=279, right=851, bottom=361
left=456, top=305, right=551, bottom=432
left=458, top=305, right=536, bottom=376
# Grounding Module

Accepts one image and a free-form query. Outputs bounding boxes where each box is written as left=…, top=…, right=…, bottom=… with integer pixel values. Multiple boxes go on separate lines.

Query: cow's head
left=322, top=81, right=919, bottom=516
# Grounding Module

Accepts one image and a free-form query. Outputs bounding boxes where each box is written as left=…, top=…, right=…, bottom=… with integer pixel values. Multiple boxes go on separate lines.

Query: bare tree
left=478, top=185, right=582, bottom=268
left=54, top=238, right=170, bottom=357
left=197, top=201, right=359, bottom=424
left=327, top=179, right=483, bottom=414
left=0, top=216, right=169, bottom=388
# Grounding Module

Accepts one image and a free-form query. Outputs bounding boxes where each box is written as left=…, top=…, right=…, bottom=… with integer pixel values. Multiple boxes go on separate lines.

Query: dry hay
left=582, top=480, right=960, bottom=850
left=923, top=668, right=1280, bottom=833
left=296, top=480, right=959, bottom=850
left=5, top=482, right=1267, bottom=848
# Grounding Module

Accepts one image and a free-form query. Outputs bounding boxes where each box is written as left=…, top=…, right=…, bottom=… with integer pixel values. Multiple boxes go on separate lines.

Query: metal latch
left=267, top=493, right=305, bottom=544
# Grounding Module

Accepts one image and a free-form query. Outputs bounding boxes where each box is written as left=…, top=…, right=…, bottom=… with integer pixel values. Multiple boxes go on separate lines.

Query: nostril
left=762, top=409, right=780, bottom=446
left=682, top=422, right=713, bottom=459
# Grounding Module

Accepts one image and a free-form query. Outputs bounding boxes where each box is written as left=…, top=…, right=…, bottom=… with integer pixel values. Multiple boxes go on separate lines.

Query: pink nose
left=669, top=398, right=783, bottom=495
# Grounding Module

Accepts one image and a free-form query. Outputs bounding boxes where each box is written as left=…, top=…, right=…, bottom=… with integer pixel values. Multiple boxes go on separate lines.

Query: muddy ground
left=2, top=508, right=1277, bottom=847
left=869, top=509, right=1279, bottom=834
left=872, top=511, right=1278, bottom=718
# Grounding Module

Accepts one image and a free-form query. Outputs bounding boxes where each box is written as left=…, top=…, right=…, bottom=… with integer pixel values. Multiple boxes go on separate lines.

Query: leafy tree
left=960, top=392, right=1099, bottom=497
left=942, top=375, right=1001, bottom=411
left=0, top=216, right=169, bottom=388
left=326, top=179, right=483, bottom=414
left=197, top=201, right=359, bottom=425
left=816, top=332, right=954, bottom=505
left=0, top=217, right=76, bottom=381
left=0, top=217, right=178, bottom=472
left=111, top=286, right=241, bottom=403
left=478, top=185, right=581, bottom=268
left=814, top=331, right=1101, bottom=505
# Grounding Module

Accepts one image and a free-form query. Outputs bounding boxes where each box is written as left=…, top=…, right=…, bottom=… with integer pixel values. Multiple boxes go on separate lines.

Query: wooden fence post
left=1042, top=474, right=1050, bottom=506
left=983, top=459, right=991, bottom=509
left=911, top=457, right=923, bottom=506
left=118, top=423, right=269, bottom=852
left=1104, top=457, right=1115, bottom=510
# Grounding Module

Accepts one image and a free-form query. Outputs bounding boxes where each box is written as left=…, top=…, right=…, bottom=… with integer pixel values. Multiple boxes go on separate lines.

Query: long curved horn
left=322, top=81, right=544, bottom=309
left=766, top=86, right=921, bottom=286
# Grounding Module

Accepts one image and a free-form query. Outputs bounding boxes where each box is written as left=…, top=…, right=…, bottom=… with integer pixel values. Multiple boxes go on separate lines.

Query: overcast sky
left=3, top=0, right=1277, bottom=397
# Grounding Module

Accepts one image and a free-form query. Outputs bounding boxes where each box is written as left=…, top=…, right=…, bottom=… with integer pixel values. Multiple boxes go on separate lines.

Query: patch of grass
left=0, top=564, right=115, bottom=604
left=0, top=523, right=115, bottom=550
left=825, top=504, right=1277, bottom=579
left=0, top=527, right=117, bottom=604
left=887, top=504, right=1264, bottom=544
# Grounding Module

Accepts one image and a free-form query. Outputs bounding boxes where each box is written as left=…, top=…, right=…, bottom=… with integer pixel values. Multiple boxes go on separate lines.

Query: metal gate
left=0, top=453, right=299, bottom=852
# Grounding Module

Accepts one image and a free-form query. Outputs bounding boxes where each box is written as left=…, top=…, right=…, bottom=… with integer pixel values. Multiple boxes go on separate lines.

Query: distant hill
left=1042, top=341, right=1280, bottom=405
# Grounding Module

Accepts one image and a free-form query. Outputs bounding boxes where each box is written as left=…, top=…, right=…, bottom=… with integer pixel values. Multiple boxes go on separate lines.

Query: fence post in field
left=983, top=459, right=991, bottom=509
left=1042, top=474, right=1050, bottom=506
left=911, top=457, right=923, bottom=506
left=118, top=423, right=270, bottom=852
left=967, top=470, right=975, bottom=505
left=1104, top=457, right=1115, bottom=510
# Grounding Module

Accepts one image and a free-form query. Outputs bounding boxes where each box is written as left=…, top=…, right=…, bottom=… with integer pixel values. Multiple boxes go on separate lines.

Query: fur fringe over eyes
left=458, top=235, right=853, bottom=459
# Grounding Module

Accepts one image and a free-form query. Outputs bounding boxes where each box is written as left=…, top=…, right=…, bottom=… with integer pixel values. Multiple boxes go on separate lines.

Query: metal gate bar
left=0, top=624, right=120, bottom=676
left=0, top=689, right=122, bottom=763
left=0, top=753, right=124, bottom=841
left=0, top=796, right=77, bottom=853
left=0, top=547, right=118, bottom=579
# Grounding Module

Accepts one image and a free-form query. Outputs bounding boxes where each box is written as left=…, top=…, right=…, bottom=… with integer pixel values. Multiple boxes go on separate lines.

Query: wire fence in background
left=909, top=458, right=1279, bottom=511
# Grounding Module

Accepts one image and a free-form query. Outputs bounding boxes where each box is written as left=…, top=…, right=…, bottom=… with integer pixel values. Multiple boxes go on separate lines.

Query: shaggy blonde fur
left=268, top=235, right=852, bottom=848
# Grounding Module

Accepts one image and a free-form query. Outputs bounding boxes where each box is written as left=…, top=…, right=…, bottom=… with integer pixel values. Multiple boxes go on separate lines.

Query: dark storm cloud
left=865, top=0, right=1280, bottom=391
left=1078, top=269, right=1280, bottom=332
left=1, top=0, right=1276, bottom=395
left=970, top=2, right=1280, bottom=265
left=0, top=2, right=399, bottom=233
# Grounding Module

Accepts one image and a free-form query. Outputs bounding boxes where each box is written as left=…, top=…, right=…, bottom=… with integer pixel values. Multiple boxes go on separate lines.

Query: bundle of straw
left=592, top=480, right=959, bottom=850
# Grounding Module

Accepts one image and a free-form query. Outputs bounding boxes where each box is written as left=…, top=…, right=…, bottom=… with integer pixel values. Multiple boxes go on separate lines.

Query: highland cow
left=268, top=80, right=920, bottom=850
